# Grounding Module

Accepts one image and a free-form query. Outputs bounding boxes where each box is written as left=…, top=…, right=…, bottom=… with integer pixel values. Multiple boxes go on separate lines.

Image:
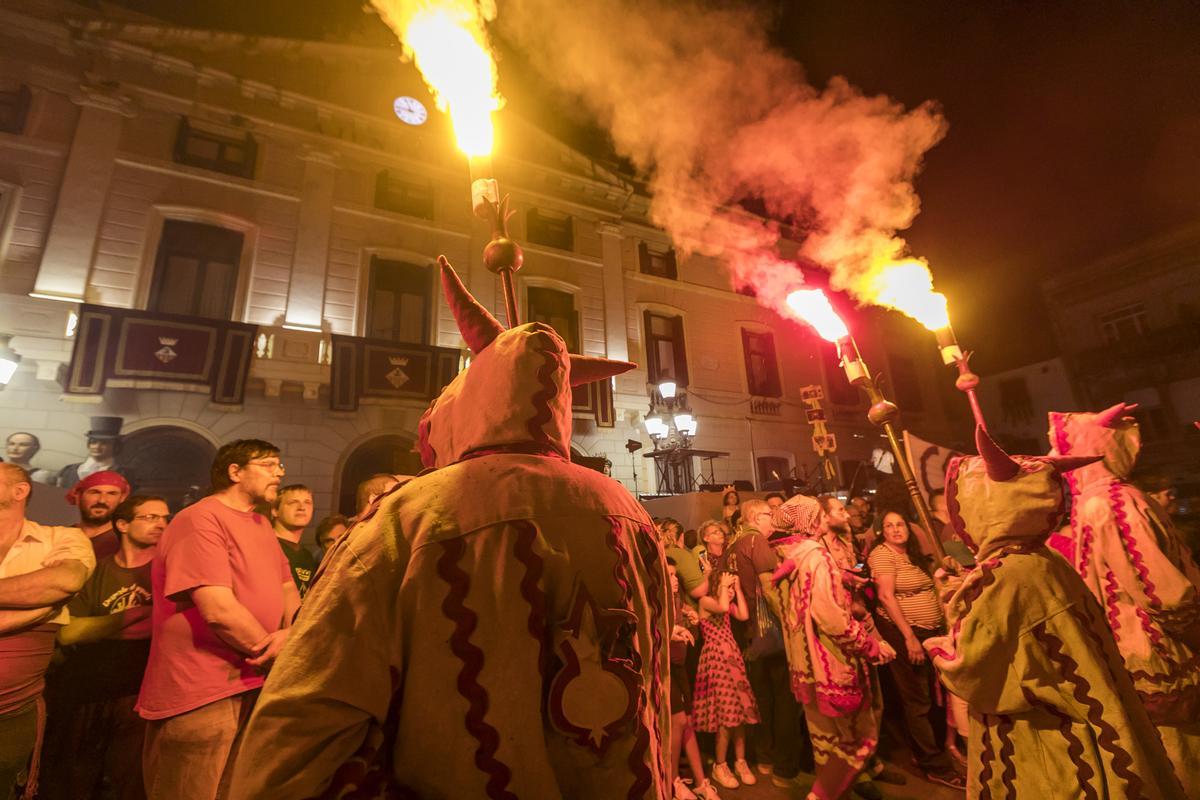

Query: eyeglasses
left=133, top=513, right=170, bottom=523
left=244, top=460, right=285, bottom=473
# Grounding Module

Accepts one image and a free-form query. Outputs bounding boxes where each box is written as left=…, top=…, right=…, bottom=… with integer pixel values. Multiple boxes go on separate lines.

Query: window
left=0, top=84, right=31, bottom=135
left=366, top=258, right=429, bottom=344
left=173, top=117, right=257, bottom=179
left=821, top=344, right=859, bottom=406
left=1099, top=303, right=1147, bottom=344
left=638, top=242, right=677, bottom=279
left=527, top=286, right=580, bottom=353
left=526, top=209, right=573, bottom=250
left=756, top=456, right=791, bottom=489
left=374, top=171, right=434, bottom=219
left=148, top=220, right=243, bottom=320
left=643, top=311, right=688, bottom=386
left=741, top=329, right=782, bottom=397
left=1134, top=406, right=1172, bottom=443
left=887, top=353, right=924, bottom=412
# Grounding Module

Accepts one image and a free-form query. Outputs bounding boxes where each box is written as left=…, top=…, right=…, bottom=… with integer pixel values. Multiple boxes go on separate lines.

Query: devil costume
left=925, top=426, right=1186, bottom=799
left=1049, top=403, right=1200, bottom=794
left=771, top=496, right=888, bottom=800
left=228, top=258, right=671, bottom=799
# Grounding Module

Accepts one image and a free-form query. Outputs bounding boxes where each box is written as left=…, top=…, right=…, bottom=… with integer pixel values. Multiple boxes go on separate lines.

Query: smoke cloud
left=495, top=0, right=947, bottom=313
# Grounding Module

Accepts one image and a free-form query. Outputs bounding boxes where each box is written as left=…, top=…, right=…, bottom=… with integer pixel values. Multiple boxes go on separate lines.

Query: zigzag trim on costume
left=1110, top=481, right=1162, bottom=609
left=513, top=522, right=549, bottom=685
left=605, top=520, right=657, bottom=799
left=1031, top=620, right=1144, bottom=799
left=1103, top=569, right=1122, bottom=641
left=977, top=716, right=996, bottom=800
left=1025, top=686, right=1098, bottom=800
left=436, top=538, right=518, bottom=800
left=527, top=339, right=566, bottom=459
left=995, top=714, right=1018, bottom=798
left=635, top=521, right=667, bottom=787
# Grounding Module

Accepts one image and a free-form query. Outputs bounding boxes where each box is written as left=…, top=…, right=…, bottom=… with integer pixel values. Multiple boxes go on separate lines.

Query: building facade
left=1043, top=225, right=1200, bottom=481
left=0, top=1, right=964, bottom=532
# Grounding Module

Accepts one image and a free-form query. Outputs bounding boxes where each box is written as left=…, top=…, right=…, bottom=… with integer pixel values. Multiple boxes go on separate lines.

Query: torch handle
left=880, top=419, right=950, bottom=565
left=499, top=268, right=521, bottom=327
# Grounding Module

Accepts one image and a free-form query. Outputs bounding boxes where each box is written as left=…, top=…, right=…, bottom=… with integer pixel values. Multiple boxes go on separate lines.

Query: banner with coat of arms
left=65, top=304, right=257, bottom=404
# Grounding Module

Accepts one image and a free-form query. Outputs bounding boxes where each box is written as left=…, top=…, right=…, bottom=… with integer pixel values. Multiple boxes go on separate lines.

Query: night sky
left=117, top=1, right=1200, bottom=371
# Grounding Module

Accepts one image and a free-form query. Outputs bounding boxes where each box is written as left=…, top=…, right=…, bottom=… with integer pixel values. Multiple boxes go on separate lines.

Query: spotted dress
left=692, top=611, right=760, bottom=732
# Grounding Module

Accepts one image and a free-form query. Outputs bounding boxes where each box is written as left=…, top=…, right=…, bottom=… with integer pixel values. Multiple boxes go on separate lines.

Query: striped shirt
left=868, top=544, right=944, bottom=629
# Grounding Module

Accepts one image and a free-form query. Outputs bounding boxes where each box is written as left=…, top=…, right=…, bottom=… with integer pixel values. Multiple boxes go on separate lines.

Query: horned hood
left=946, top=426, right=1100, bottom=559
left=1048, top=402, right=1141, bottom=487
left=417, top=257, right=635, bottom=469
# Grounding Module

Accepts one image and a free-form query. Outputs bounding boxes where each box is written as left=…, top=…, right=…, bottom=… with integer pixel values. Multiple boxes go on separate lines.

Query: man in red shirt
left=136, top=440, right=299, bottom=800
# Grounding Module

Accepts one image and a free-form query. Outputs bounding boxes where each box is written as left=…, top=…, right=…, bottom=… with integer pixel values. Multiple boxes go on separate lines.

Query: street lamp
left=644, top=379, right=697, bottom=447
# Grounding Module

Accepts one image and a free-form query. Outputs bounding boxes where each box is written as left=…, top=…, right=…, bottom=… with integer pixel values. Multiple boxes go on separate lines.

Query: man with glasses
left=136, top=440, right=298, bottom=800
left=41, top=495, right=167, bottom=800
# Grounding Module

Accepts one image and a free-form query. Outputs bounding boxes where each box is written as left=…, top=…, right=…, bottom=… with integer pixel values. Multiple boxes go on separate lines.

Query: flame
left=371, top=1, right=503, bottom=156
left=784, top=289, right=848, bottom=342
left=868, top=258, right=950, bottom=331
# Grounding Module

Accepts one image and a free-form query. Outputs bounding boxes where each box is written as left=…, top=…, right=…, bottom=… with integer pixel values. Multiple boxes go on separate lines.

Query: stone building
left=0, top=1, right=963, bottom=533
left=1043, top=224, right=1200, bottom=481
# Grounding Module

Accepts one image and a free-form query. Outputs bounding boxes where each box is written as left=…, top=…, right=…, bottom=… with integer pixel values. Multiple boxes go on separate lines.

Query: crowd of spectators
left=2, top=432, right=1196, bottom=800
left=0, top=440, right=392, bottom=800
left=658, top=486, right=971, bottom=799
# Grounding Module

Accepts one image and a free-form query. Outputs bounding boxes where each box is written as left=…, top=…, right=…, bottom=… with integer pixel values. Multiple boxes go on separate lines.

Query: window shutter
left=762, top=332, right=781, bottom=396
left=643, top=310, right=660, bottom=380
left=638, top=241, right=650, bottom=273
left=672, top=315, right=689, bottom=386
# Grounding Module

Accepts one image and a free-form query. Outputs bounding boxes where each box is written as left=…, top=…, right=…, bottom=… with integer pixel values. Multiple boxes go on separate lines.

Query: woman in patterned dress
left=693, top=569, right=760, bottom=789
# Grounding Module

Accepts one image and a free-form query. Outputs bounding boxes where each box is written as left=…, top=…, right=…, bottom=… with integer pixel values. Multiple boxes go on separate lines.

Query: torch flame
left=372, top=1, right=503, bottom=157
left=869, top=258, right=950, bottom=331
left=785, top=289, right=849, bottom=342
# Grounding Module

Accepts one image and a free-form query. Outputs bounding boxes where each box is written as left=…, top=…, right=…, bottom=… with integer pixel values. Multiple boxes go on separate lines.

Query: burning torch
left=370, top=1, right=516, bottom=322
left=933, top=324, right=986, bottom=430
left=786, top=289, right=950, bottom=565
left=873, top=259, right=987, bottom=430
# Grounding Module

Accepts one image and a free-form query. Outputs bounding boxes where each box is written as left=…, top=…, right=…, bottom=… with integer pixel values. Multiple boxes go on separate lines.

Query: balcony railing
left=1072, top=321, right=1200, bottom=376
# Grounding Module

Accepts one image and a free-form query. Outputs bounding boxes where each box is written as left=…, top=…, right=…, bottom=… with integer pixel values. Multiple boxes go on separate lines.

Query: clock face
left=393, top=96, right=428, bottom=126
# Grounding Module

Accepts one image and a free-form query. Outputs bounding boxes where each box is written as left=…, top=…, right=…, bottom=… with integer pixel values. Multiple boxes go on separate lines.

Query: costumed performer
left=771, top=495, right=896, bottom=800
left=925, top=425, right=1186, bottom=799
left=1049, top=403, right=1200, bottom=793
left=228, top=257, right=671, bottom=799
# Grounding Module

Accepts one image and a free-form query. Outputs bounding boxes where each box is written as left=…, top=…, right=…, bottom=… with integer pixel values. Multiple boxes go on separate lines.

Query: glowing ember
left=784, top=289, right=849, bottom=342
left=870, top=259, right=950, bottom=331
left=372, top=1, right=503, bottom=156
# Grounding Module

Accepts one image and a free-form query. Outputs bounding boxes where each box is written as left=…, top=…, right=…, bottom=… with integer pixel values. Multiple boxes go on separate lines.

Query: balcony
left=1072, top=321, right=1200, bottom=378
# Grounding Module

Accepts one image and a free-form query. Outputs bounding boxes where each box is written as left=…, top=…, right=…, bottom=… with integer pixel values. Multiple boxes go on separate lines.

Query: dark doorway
left=337, top=435, right=423, bottom=515
left=120, top=426, right=217, bottom=511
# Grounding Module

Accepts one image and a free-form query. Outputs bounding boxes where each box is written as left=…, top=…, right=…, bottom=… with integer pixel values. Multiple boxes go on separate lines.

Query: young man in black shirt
left=41, top=494, right=166, bottom=800
left=272, top=484, right=318, bottom=598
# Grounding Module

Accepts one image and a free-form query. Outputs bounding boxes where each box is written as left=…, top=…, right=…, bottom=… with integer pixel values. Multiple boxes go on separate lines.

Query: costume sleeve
left=47, top=526, right=96, bottom=578
left=1082, top=493, right=1200, bottom=635
left=808, top=551, right=876, bottom=659
left=926, top=608, right=1032, bottom=716
left=228, top=532, right=402, bottom=799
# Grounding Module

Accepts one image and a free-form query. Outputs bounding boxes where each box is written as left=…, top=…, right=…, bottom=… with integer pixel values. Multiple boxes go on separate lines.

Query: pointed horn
left=976, top=425, right=1020, bottom=481
left=1040, top=454, right=1104, bottom=473
left=1095, top=401, right=1137, bottom=428
left=439, top=256, right=505, bottom=354
left=568, top=354, right=637, bottom=387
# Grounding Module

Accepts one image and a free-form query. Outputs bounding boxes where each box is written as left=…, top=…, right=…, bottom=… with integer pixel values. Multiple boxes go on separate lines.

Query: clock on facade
left=393, top=96, right=428, bottom=126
